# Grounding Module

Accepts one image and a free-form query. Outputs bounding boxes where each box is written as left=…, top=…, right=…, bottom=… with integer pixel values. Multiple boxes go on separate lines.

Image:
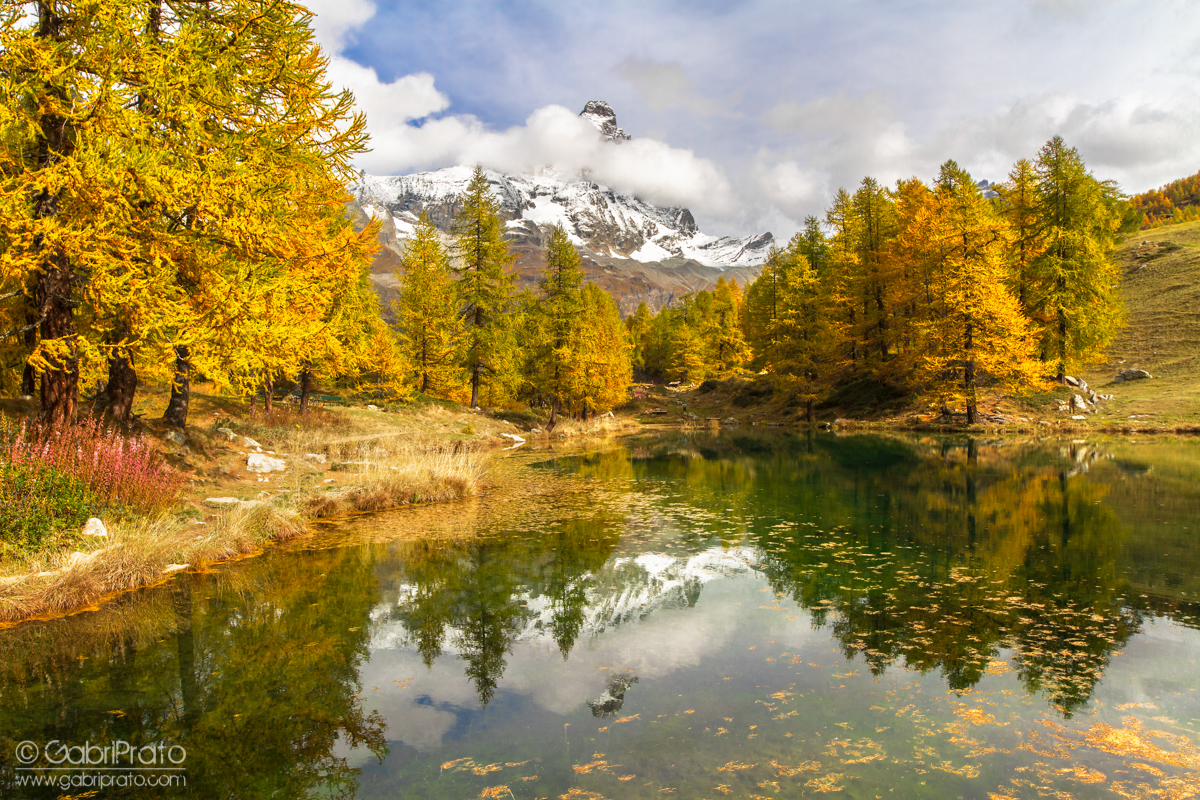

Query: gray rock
left=529, top=428, right=544, bottom=434
left=722, top=417, right=741, bottom=426
left=246, top=453, right=287, bottom=473
left=1064, top=375, right=1082, bottom=387
left=1071, top=394, right=1088, bottom=410
left=81, top=518, right=108, bottom=537
left=216, top=427, right=236, bottom=441
left=1115, top=368, right=1152, bottom=382
left=304, top=453, right=327, bottom=464
left=165, top=429, right=187, bottom=445
left=242, top=436, right=262, bottom=449
left=204, top=497, right=243, bottom=506
left=367, top=404, right=381, bottom=411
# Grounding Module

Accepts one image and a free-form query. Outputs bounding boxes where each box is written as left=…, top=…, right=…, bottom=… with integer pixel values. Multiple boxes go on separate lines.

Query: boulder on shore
left=1115, top=368, right=1152, bottom=382
left=247, top=453, right=287, bottom=473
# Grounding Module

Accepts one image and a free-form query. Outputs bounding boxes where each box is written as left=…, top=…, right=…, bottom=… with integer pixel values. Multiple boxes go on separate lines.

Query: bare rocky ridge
left=348, top=102, right=772, bottom=317
left=579, top=100, right=630, bottom=142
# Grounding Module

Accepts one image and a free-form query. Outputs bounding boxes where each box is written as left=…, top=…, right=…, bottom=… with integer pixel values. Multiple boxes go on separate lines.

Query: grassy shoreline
left=0, top=385, right=648, bottom=628
left=0, top=393, right=498, bottom=627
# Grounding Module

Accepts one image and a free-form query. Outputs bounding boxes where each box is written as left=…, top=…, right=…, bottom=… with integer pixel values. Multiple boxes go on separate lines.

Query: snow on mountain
left=579, top=100, right=630, bottom=143
left=351, top=165, right=771, bottom=270
left=348, top=102, right=772, bottom=271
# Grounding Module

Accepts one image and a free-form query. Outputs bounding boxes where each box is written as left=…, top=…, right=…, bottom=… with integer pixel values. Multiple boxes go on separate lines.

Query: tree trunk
left=32, top=3, right=78, bottom=426
left=263, top=375, right=274, bottom=415
left=964, top=327, right=977, bottom=425
left=94, top=350, right=138, bottom=424
left=299, top=368, right=312, bottom=414
left=37, top=251, right=79, bottom=427
left=548, top=397, right=560, bottom=429
left=806, top=397, right=814, bottom=424
left=20, top=297, right=38, bottom=396
left=470, top=366, right=481, bottom=409
left=163, top=345, right=191, bottom=428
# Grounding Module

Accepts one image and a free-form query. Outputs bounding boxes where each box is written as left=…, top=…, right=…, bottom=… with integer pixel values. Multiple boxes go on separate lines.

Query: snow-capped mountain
left=579, top=100, right=630, bottom=142
left=347, top=102, right=773, bottom=315
left=352, top=165, right=772, bottom=270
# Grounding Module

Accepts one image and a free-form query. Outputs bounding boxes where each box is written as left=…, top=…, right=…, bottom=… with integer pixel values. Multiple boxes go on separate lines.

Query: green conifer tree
left=1029, top=137, right=1124, bottom=380
left=452, top=167, right=515, bottom=408
left=395, top=214, right=462, bottom=395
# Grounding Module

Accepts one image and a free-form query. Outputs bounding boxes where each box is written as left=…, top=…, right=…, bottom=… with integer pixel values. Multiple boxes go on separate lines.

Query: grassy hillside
left=1081, top=219, right=1200, bottom=424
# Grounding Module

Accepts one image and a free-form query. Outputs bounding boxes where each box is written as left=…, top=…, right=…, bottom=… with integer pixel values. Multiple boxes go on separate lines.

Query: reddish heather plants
left=2, top=417, right=182, bottom=517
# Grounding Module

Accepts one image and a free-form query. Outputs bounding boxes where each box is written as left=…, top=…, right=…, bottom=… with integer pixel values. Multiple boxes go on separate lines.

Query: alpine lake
left=2, top=430, right=1200, bottom=800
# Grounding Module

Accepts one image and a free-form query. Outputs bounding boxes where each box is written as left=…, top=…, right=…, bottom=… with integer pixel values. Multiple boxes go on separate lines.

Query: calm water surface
left=2, top=431, right=1200, bottom=799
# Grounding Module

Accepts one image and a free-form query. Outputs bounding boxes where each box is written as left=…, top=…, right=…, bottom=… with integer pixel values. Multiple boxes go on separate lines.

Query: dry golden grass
left=549, top=414, right=634, bottom=439
left=300, top=437, right=484, bottom=518
left=0, top=500, right=305, bottom=625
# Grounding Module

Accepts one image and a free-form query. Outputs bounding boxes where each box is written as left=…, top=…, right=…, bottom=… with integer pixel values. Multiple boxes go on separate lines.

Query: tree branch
left=0, top=316, right=45, bottom=342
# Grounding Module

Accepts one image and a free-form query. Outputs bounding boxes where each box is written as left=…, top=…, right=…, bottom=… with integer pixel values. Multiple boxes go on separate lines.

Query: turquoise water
left=1, top=431, right=1199, bottom=799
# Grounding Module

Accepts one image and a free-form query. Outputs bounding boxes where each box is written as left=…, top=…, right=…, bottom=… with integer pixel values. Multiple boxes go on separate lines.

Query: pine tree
left=913, top=162, right=1042, bottom=422
left=851, top=177, right=898, bottom=367
left=395, top=214, right=461, bottom=395
left=996, top=159, right=1046, bottom=315
left=452, top=167, right=515, bottom=408
left=711, top=277, right=750, bottom=373
left=1029, top=137, right=1124, bottom=380
left=625, top=301, right=652, bottom=378
left=575, top=283, right=632, bottom=416
left=528, top=225, right=585, bottom=426
left=0, top=1, right=375, bottom=427
left=824, top=188, right=863, bottom=367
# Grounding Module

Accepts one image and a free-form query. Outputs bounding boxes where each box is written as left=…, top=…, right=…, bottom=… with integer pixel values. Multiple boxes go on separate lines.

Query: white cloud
left=305, top=0, right=1200, bottom=239
left=617, top=58, right=715, bottom=116
left=356, top=103, right=737, bottom=217
left=304, top=2, right=737, bottom=220
left=327, top=61, right=450, bottom=129
left=304, top=0, right=376, bottom=53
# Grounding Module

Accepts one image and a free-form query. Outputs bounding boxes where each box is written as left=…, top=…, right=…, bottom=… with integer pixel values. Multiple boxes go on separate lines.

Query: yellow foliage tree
left=909, top=162, right=1043, bottom=422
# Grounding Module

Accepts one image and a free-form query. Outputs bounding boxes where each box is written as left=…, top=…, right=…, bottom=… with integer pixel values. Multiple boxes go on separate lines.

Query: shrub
left=0, top=463, right=95, bottom=552
left=0, top=418, right=183, bottom=554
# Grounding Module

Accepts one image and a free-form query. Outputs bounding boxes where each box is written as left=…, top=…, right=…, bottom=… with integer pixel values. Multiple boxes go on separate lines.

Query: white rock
left=367, top=404, right=381, bottom=411
left=499, top=433, right=525, bottom=444
left=242, top=436, right=262, bottom=449
left=304, top=453, right=327, bottom=464
left=247, top=453, right=287, bottom=473
left=530, top=428, right=544, bottom=434
left=81, top=518, right=108, bottom=537
left=216, top=427, right=236, bottom=441
left=1071, top=415, right=1088, bottom=420
left=163, top=564, right=189, bottom=574
left=204, top=497, right=242, bottom=506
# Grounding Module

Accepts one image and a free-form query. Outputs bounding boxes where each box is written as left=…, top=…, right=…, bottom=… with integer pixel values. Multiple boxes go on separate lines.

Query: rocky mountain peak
left=580, top=100, right=630, bottom=142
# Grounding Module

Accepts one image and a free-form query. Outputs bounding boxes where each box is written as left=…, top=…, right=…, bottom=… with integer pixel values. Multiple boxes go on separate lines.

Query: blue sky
left=307, top=0, right=1200, bottom=237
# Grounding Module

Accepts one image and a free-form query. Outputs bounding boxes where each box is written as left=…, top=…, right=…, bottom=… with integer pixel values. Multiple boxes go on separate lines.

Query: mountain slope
left=1080, top=220, right=1200, bottom=422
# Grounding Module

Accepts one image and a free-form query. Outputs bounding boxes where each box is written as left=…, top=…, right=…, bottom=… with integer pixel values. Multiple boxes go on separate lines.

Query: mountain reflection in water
left=1, top=431, right=1199, bottom=799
